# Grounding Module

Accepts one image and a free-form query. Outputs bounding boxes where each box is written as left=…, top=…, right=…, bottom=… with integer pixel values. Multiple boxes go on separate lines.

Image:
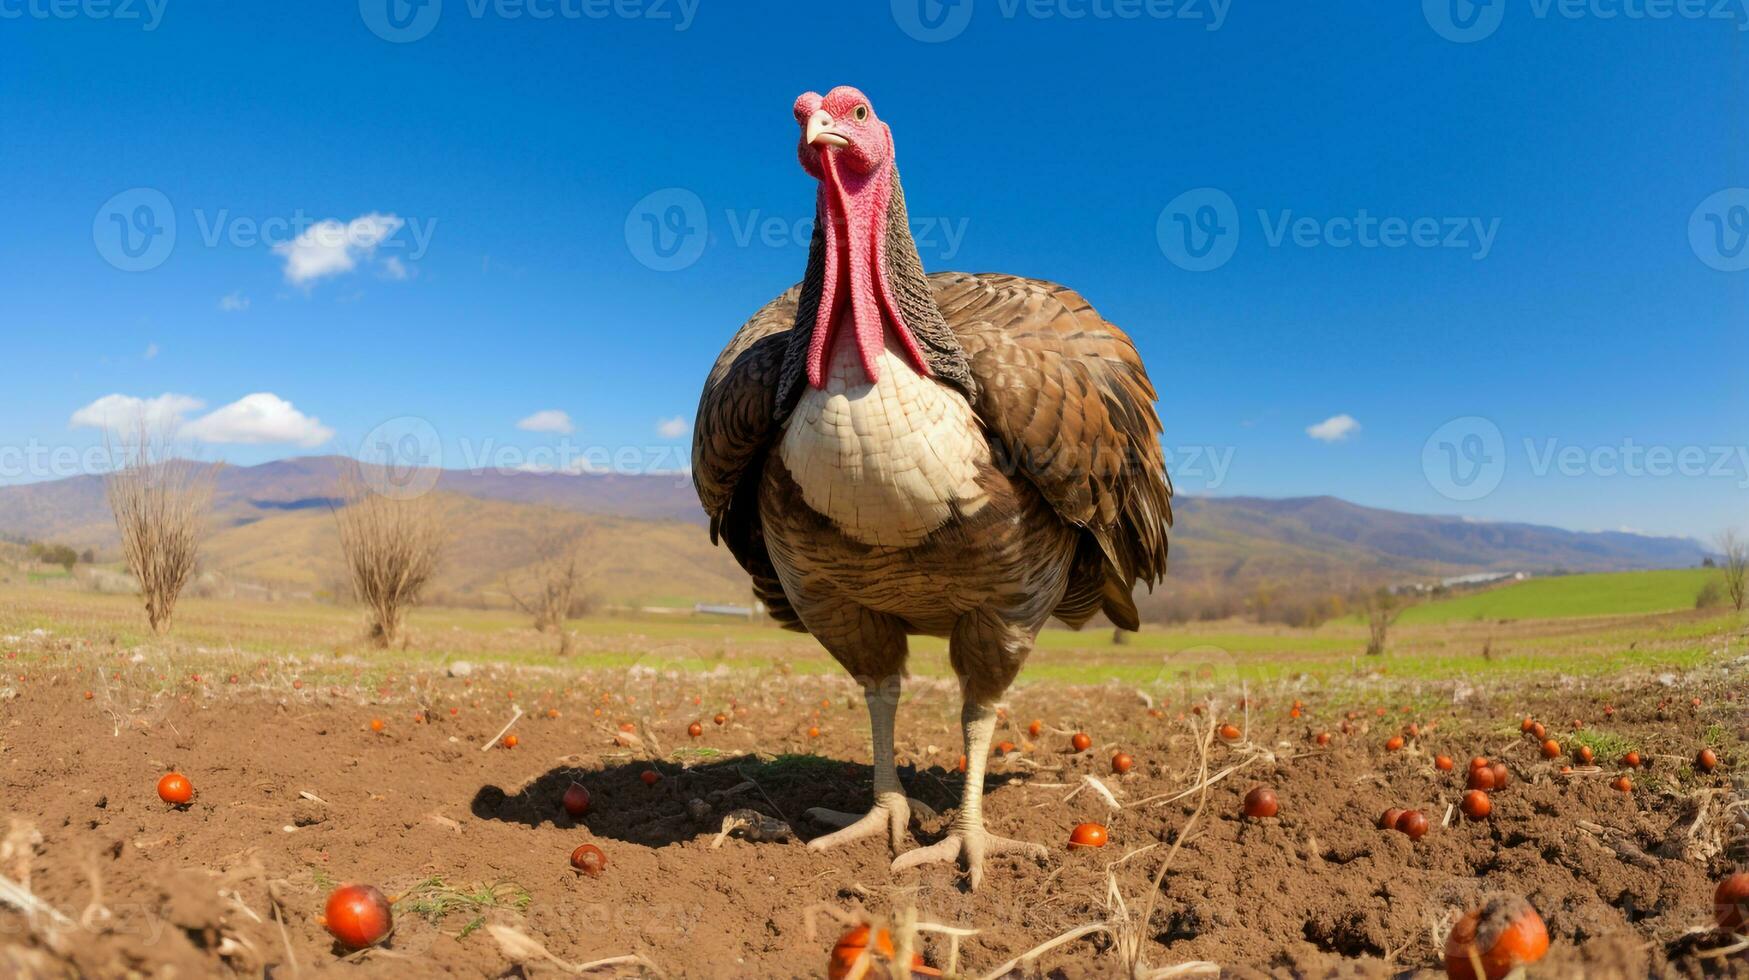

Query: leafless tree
left=1364, top=588, right=1408, bottom=657
left=105, top=432, right=217, bottom=635
left=506, top=527, right=591, bottom=655
left=1719, top=529, right=1747, bottom=614
left=333, top=469, right=447, bottom=647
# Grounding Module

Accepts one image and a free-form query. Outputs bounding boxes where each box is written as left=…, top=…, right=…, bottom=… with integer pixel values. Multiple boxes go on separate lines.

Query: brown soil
left=2, top=633, right=1747, bottom=978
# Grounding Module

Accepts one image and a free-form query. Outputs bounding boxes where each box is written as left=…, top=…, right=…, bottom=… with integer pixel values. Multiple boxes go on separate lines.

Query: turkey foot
left=805, top=793, right=937, bottom=853
left=891, top=821, right=1047, bottom=891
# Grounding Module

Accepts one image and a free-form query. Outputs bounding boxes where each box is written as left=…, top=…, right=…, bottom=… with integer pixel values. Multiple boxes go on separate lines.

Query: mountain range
left=0, top=456, right=1710, bottom=615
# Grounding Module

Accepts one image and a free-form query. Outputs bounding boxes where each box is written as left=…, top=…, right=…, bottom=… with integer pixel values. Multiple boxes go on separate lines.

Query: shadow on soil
left=470, top=753, right=1025, bottom=848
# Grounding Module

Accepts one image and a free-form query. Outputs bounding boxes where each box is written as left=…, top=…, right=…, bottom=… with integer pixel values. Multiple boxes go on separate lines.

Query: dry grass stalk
left=332, top=469, right=446, bottom=647
left=105, top=431, right=216, bottom=635
left=977, top=716, right=1223, bottom=980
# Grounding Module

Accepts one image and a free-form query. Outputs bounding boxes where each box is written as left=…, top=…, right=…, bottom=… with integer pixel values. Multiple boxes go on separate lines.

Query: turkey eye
left=853, top=105, right=869, bottom=121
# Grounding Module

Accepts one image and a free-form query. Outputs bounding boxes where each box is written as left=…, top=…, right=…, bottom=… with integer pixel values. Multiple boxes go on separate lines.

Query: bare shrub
left=1718, top=529, right=1747, bottom=614
left=505, top=526, right=592, bottom=655
left=1695, top=578, right=1728, bottom=610
left=105, top=436, right=217, bottom=635
left=333, top=470, right=447, bottom=647
left=1364, top=589, right=1408, bottom=656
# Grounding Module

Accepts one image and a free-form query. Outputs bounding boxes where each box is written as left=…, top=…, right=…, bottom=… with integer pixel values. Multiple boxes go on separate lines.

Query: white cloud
left=143, top=342, right=160, bottom=360
left=378, top=256, right=413, bottom=281
left=1306, top=414, right=1360, bottom=443
left=516, top=410, right=575, bottom=435
left=656, top=416, right=689, bottom=438
left=218, top=290, right=250, bottom=312
left=179, top=393, right=334, bottom=447
left=273, top=213, right=404, bottom=285
left=70, top=393, right=205, bottom=433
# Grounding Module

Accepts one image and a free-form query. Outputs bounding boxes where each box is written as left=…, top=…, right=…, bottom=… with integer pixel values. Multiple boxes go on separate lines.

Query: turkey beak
left=805, top=109, right=850, bottom=148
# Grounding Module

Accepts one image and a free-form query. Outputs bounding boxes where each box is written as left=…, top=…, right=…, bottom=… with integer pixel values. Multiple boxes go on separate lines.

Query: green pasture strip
left=1396, top=568, right=1722, bottom=624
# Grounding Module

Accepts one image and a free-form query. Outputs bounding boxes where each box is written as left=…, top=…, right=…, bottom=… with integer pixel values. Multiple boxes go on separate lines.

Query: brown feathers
left=693, top=271, right=1172, bottom=631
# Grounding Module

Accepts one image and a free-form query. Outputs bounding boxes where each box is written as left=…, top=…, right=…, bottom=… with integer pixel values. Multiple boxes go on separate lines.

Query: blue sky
left=2, top=0, right=1744, bottom=540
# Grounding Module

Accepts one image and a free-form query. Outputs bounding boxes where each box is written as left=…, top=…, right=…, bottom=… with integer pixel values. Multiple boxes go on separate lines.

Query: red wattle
left=804, top=139, right=931, bottom=390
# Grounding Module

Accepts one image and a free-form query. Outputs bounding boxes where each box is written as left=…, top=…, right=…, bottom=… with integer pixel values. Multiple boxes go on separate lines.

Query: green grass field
left=1396, top=568, right=1722, bottom=624
left=2, top=576, right=1740, bottom=697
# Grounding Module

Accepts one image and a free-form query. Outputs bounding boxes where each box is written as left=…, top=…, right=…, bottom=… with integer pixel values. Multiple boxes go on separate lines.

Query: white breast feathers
left=779, top=332, right=990, bottom=548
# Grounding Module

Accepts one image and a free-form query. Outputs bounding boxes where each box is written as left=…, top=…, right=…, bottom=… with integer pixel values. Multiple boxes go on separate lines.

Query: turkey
left=692, top=86, right=1172, bottom=888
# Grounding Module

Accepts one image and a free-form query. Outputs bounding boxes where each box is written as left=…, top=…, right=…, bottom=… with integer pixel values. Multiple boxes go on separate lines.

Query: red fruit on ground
left=1461, top=790, right=1492, bottom=821
left=569, top=843, right=607, bottom=877
left=827, top=925, right=933, bottom=980
left=1443, top=895, right=1549, bottom=980
left=156, top=773, right=194, bottom=806
left=1068, top=822, right=1109, bottom=848
left=562, top=783, right=591, bottom=817
left=322, top=884, right=393, bottom=949
left=1395, top=809, right=1429, bottom=841
left=1716, top=873, right=1749, bottom=931
left=1071, top=732, right=1092, bottom=752
left=1242, top=786, right=1278, bottom=819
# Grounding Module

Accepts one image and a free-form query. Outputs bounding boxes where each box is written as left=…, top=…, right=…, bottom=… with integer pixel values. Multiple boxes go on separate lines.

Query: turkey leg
left=805, top=677, right=936, bottom=853
left=891, top=699, right=1046, bottom=890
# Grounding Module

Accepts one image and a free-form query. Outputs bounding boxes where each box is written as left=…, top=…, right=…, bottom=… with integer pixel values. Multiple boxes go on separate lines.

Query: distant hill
left=0, top=457, right=1711, bottom=616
